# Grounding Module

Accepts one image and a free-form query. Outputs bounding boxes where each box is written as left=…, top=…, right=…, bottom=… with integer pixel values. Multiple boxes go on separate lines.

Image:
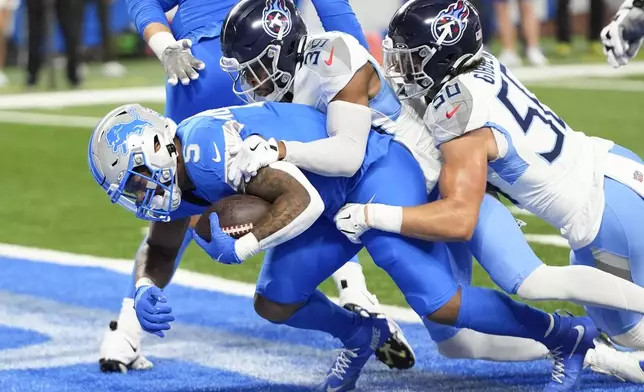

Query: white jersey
left=425, top=52, right=614, bottom=249
left=292, top=31, right=442, bottom=191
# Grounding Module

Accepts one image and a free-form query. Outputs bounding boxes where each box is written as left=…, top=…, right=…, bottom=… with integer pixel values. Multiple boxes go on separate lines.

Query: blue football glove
left=192, top=213, right=243, bottom=265
left=133, top=284, right=174, bottom=338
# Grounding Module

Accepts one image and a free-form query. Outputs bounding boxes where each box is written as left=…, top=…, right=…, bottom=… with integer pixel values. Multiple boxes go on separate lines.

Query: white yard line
left=0, top=243, right=423, bottom=324
left=523, top=234, right=570, bottom=248
left=0, top=62, right=643, bottom=110
left=0, top=86, right=165, bottom=110
left=533, top=78, right=644, bottom=92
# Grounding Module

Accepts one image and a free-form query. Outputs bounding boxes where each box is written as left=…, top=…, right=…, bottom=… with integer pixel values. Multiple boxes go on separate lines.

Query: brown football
left=195, top=194, right=271, bottom=241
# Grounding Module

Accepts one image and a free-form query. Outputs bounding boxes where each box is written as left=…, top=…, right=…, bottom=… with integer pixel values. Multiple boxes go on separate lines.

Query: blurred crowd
left=0, top=0, right=625, bottom=90
left=471, top=0, right=613, bottom=67
left=0, top=0, right=126, bottom=90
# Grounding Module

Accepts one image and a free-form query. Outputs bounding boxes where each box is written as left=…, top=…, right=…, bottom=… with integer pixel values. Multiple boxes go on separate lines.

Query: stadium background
left=1, top=1, right=644, bottom=391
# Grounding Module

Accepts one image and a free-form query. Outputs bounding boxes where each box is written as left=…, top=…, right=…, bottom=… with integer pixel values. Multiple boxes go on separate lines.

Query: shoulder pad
left=426, top=77, right=489, bottom=146
left=301, top=33, right=368, bottom=79
left=294, top=34, right=370, bottom=107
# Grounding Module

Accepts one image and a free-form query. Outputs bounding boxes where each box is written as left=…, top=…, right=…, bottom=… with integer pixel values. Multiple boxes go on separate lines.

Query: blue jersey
left=127, top=0, right=238, bottom=41
left=170, top=102, right=392, bottom=220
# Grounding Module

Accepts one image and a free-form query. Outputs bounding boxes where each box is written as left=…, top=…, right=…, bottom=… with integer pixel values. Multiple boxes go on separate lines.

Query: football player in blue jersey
left=89, top=102, right=623, bottom=392
left=101, top=0, right=388, bottom=372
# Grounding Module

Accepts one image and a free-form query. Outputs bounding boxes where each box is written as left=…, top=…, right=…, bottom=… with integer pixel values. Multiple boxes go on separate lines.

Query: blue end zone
left=0, top=254, right=640, bottom=391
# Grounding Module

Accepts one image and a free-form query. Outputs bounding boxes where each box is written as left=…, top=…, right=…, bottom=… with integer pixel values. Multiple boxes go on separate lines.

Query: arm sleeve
left=309, top=0, right=369, bottom=50
left=282, top=101, right=372, bottom=177
left=127, top=0, right=178, bottom=36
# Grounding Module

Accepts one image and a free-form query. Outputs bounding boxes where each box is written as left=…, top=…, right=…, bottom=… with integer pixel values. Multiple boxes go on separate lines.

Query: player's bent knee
left=426, top=288, right=461, bottom=326
left=253, top=294, right=302, bottom=323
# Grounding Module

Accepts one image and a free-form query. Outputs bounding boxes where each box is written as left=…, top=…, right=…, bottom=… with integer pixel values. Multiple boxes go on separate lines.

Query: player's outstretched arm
left=135, top=218, right=191, bottom=287
left=309, top=0, right=369, bottom=50
left=396, top=129, right=491, bottom=241
left=127, top=0, right=205, bottom=85
left=279, top=64, right=374, bottom=177
left=132, top=217, right=189, bottom=337
left=345, top=128, right=493, bottom=243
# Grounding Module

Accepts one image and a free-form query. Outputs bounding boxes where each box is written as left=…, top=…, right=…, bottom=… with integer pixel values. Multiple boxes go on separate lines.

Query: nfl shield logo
left=634, top=170, right=643, bottom=183
left=262, top=0, right=292, bottom=38
left=431, top=1, right=471, bottom=46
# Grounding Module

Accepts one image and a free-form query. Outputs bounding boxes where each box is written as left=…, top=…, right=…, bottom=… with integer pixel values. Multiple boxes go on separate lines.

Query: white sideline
left=0, top=111, right=100, bottom=128
left=0, top=243, right=423, bottom=324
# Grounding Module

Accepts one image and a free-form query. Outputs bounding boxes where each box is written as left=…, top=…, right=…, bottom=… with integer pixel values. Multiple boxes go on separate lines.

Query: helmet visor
left=220, top=45, right=291, bottom=103
left=107, top=154, right=178, bottom=222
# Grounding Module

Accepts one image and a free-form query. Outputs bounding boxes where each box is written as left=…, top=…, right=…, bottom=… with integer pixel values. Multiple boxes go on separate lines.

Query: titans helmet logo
left=431, top=1, right=470, bottom=46
left=105, top=110, right=152, bottom=156
left=262, top=0, right=292, bottom=39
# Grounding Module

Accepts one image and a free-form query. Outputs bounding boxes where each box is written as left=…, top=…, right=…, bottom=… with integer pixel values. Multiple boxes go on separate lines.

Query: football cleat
left=585, top=335, right=644, bottom=383
left=99, top=320, right=153, bottom=373
left=544, top=316, right=599, bottom=392
left=318, top=314, right=392, bottom=392
left=341, top=288, right=416, bottom=371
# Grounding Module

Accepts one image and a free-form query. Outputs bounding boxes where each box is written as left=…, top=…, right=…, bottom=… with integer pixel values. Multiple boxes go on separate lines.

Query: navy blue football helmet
left=220, top=0, right=308, bottom=103
left=383, top=0, right=483, bottom=100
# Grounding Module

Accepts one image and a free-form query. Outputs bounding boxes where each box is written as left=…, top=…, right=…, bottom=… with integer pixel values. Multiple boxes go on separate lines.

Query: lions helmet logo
left=431, top=1, right=470, bottom=46
left=262, top=0, right=292, bottom=38
left=105, top=110, right=152, bottom=156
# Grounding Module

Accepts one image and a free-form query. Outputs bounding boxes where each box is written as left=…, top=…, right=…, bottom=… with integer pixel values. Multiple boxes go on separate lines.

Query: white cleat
left=498, top=50, right=523, bottom=68
left=339, top=286, right=381, bottom=315
left=526, top=47, right=549, bottom=67
left=99, top=320, right=153, bottom=373
left=102, top=61, right=127, bottom=78
left=585, top=336, right=644, bottom=383
left=339, top=287, right=416, bottom=370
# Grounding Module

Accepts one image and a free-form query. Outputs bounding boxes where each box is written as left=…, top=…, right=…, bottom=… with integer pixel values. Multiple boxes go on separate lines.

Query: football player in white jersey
left=222, top=0, right=644, bottom=389
left=601, top=0, right=644, bottom=68
left=334, top=0, right=644, bottom=387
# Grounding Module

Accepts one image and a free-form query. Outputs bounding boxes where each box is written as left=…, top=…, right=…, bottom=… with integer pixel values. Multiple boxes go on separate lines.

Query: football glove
left=601, top=0, right=644, bottom=68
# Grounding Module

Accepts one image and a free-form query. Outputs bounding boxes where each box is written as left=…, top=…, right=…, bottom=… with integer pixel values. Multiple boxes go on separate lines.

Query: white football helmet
left=88, top=104, right=182, bottom=222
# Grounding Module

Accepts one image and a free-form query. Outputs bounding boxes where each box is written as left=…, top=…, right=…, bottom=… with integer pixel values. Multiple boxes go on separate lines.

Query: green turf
left=0, top=59, right=166, bottom=94
left=1, top=79, right=642, bottom=316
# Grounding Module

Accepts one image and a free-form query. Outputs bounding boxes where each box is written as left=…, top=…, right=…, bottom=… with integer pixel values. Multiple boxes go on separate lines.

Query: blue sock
left=455, top=285, right=555, bottom=344
left=124, top=229, right=193, bottom=298
left=281, top=290, right=362, bottom=342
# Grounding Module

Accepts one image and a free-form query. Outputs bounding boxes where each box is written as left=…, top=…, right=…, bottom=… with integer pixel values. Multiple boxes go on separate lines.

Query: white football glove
left=334, top=203, right=371, bottom=244
left=228, top=135, right=279, bottom=189
left=149, top=32, right=205, bottom=86
left=601, top=0, right=644, bottom=68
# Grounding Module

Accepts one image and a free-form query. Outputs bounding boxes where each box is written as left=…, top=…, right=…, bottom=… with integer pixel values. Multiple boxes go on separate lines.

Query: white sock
left=518, top=264, right=644, bottom=314
left=613, top=319, right=644, bottom=350
left=119, top=298, right=143, bottom=346
left=332, top=261, right=367, bottom=295
left=437, top=329, right=549, bottom=361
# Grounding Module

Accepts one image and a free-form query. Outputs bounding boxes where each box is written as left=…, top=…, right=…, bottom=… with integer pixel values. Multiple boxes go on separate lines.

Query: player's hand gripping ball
left=193, top=195, right=271, bottom=264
